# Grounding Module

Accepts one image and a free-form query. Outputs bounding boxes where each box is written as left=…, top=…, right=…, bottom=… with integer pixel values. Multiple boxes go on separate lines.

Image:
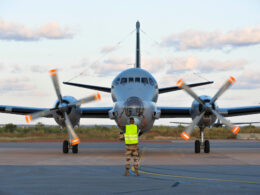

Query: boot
left=134, top=167, right=139, bottom=176
left=124, top=168, right=129, bottom=176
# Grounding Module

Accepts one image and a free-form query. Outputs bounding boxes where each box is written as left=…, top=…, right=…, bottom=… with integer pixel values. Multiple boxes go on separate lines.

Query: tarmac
left=0, top=140, right=260, bottom=194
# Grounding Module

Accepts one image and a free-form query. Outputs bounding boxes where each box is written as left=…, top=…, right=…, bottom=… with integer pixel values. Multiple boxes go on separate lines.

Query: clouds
left=100, top=45, right=118, bottom=53
left=162, top=26, right=260, bottom=50
left=0, top=77, right=33, bottom=93
left=91, top=57, right=132, bottom=75
left=0, top=18, right=73, bottom=41
left=235, top=69, right=260, bottom=89
left=0, top=77, right=49, bottom=96
left=141, top=56, right=247, bottom=74
left=166, top=56, right=247, bottom=74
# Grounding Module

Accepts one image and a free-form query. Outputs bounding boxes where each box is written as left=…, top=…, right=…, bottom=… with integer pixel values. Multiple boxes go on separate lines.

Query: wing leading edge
left=159, top=107, right=191, bottom=118
left=159, top=81, right=213, bottom=94
left=63, top=81, right=213, bottom=94
left=220, top=105, right=260, bottom=117
left=0, top=105, right=112, bottom=118
left=158, top=105, right=260, bottom=119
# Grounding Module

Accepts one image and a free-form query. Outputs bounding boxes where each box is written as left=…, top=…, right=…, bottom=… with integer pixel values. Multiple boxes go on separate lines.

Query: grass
left=0, top=123, right=260, bottom=142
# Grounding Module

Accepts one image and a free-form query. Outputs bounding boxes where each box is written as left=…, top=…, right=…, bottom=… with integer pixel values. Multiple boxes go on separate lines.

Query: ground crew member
left=124, top=117, right=139, bottom=176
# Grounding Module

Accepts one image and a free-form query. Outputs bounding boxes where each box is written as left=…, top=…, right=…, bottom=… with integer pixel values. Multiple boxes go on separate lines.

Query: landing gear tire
left=204, top=140, right=210, bottom=153
left=195, top=140, right=201, bottom=153
left=63, top=140, right=69, bottom=154
left=72, top=144, right=78, bottom=154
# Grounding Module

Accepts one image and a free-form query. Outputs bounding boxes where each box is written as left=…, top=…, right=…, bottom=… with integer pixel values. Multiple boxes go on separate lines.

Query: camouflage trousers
left=125, top=144, right=139, bottom=169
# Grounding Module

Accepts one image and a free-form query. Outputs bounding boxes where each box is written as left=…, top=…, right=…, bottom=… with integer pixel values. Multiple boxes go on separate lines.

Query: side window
left=114, top=77, right=120, bottom=86
left=141, top=77, right=148, bottom=85
left=149, top=78, right=154, bottom=86
left=121, top=77, right=127, bottom=84
left=135, top=77, right=140, bottom=83
left=129, top=77, right=134, bottom=83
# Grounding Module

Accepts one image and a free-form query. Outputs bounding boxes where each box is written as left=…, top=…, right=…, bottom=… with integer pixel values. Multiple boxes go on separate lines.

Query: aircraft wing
left=159, top=105, right=260, bottom=119
left=80, top=107, right=112, bottom=118
left=63, top=82, right=111, bottom=93
left=0, top=105, right=52, bottom=117
left=220, top=105, right=260, bottom=117
left=159, top=81, right=213, bottom=94
left=63, top=81, right=213, bottom=94
left=158, top=107, right=191, bottom=118
left=0, top=105, right=112, bottom=118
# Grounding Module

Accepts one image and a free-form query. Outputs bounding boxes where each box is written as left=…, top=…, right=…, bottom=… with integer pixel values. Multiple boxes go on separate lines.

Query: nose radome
left=124, top=96, right=144, bottom=117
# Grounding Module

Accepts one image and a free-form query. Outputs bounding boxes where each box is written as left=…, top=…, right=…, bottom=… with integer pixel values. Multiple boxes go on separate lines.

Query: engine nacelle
left=52, top=96, right=81, bottom=128
left=190, top=95, right=218, bottom=127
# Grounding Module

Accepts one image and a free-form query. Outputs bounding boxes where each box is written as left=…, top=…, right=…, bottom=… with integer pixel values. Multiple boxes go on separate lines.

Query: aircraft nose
left=124, top=96, right=144, bottom=117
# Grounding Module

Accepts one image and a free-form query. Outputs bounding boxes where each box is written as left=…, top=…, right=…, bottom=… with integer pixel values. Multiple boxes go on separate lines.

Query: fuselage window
left=115, top=77, right=120, bottom=86
left=141, top=77, right=148, bottom=85
left=149, top=78, right=154, bottom=86
left=129, top=77, right=134, bottom=83
left=121, top=77, right=127, bottom=84
left=135, top=77, right=140, bottom=83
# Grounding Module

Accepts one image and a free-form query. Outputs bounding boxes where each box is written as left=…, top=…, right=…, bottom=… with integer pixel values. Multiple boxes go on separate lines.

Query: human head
left=129, top=117, right=134, bottom=124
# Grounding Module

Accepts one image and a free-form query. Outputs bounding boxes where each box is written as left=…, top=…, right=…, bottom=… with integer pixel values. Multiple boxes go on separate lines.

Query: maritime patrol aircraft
left=1, top=21, right=260, bottom=154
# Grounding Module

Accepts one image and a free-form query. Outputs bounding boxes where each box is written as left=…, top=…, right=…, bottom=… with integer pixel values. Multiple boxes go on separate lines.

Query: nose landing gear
left=63, top=140, right=79, bottom=154
left=194, top=127, right=210, bottom=153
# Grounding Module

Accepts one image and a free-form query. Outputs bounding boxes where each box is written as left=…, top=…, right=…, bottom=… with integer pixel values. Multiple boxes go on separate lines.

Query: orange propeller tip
left=49, top=69, right=57, bottom=76
left=180, top=131, right=190, bottom=140
left=94, top=92, right=101, bottom=100
left=176, top=78, right=184, bottom=88
left=232, top=125, right=240, bottom=135
left=25, top=115, right=32, bottom=124
left=176, top=78, right=183, bottom=85
left=228, top=76, right=236, bottom=84
left=97, top=92, right=101, bottom=100
left=71, top=137, right=80, bottom=145
left=49, top=69, right=57, bottom=73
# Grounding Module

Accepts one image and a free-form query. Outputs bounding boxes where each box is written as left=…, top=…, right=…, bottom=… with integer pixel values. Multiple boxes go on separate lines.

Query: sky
left=0, top=0, right=260, bottom=126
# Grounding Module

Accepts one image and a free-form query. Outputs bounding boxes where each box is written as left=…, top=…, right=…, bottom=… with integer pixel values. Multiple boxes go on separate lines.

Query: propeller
left=177, top=77, right=240, bottom=140
left=25, top=69, right=101, bottom=145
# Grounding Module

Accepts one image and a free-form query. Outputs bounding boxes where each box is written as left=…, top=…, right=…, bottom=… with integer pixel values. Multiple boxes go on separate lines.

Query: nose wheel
left=63, top=140, right=79, bottom=154
left=194, top=128, right=210, bottom=153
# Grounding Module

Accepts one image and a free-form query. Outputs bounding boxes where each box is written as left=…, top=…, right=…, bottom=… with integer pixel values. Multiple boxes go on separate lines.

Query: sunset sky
left=1, top=0, right=260, bottom=125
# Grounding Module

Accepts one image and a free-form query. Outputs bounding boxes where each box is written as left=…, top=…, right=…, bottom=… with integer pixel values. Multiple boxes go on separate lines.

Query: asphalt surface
left=0, top=141, right=260, bottom=194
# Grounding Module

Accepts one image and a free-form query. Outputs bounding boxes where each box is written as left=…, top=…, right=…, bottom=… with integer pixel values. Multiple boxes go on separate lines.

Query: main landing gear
left=63, top=140, right=78, bottom=154
left=194, top=127, right=210, bottom=153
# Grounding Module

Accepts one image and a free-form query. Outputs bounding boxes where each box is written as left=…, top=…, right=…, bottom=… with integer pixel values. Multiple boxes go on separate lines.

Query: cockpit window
left=121, top=77, right=127, bottom=84
left=141, top=77, right=148, bottom=85
left=149, top=78, right=154, bottom=86
left=135, top=77, right=140, bottom=83
left=114, top=77, right=120, bottom=86
left=129, top=77, right=134, bottom=83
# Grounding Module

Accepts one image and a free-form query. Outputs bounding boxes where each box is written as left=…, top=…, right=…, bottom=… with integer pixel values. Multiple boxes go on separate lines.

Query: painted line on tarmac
left=138, top=170, right=260, bottom=185
left=131, top=146, right=260, bottom=184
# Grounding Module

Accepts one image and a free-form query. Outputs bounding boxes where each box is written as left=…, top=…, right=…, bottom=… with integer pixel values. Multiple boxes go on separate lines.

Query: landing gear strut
left=62, top=140, right=78, bottom=154
left=194, top=127, right=210, bottom=153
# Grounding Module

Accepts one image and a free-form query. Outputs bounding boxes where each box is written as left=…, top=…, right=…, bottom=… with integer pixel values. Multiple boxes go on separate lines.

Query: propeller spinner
left=177, top=76, right=240, bottom=140
left=25, top=69, right=101, bottom=145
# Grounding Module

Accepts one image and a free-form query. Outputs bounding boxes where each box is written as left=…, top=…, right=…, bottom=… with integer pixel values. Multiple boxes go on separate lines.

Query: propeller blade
left=67, top=92, right=101, bottom=107
left=209, top=108, right=240, bottom=135
left=180, top=111, right=205, bottom=140
left=49, top=69, right=62, bottom=103
left=25, top=109, right=55, bottom=123
left=210, top=76, right=236, bottom=104
left=177, top=79, right=205, bottom=106
left=64, top=112, right=80, bottom=145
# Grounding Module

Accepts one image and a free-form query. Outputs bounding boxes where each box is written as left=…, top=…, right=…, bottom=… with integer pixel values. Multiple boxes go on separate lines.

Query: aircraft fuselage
left=110, top=68, right=159, bottom=133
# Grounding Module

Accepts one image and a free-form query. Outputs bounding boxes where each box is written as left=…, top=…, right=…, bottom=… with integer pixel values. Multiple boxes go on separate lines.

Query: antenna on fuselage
left=135, top=21, right=141, bottom=68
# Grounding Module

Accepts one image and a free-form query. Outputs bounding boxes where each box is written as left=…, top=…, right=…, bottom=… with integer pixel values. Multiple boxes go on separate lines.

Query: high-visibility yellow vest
left=124, top=124, right=138, bottom=144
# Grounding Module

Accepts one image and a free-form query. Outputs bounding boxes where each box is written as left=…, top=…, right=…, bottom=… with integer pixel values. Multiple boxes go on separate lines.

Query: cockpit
left=113, top=77, right=157, bottom=87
